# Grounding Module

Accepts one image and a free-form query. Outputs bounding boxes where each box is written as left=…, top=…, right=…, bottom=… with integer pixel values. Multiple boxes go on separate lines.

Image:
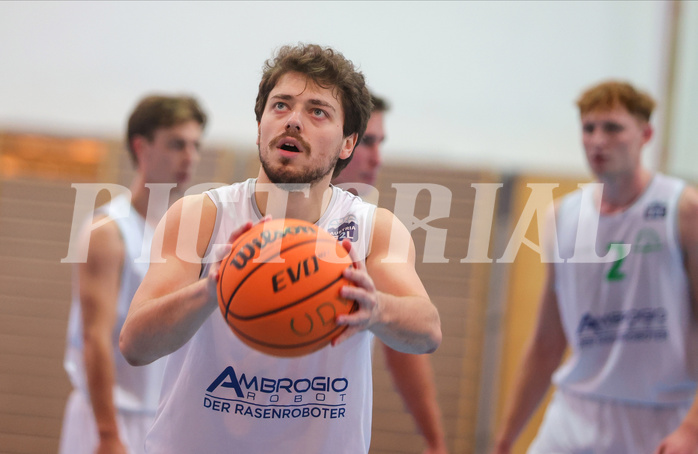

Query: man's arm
left=79, top=219, right=128, bottom=453
left=383, top=344, right=448, bottom=454
left=334, top=207, right=441, bottom=354
left=492, top=262, right=567, bottom=454
left=653, top=186, right=698, bottom=454
left=120, top=194, right=234, bottom=366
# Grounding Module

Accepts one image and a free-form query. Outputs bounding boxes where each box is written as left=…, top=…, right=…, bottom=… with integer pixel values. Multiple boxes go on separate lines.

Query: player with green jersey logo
left=493, top=80, right=698, bottom=454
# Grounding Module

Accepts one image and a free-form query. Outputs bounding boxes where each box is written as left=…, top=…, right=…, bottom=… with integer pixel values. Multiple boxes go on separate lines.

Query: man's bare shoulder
left=679, top=184, right=698, bottom=247
left=78, top=214, right=125, bottom=278
left=165, top=193, right=218, bottom=226
left=369, top=207, right=415, bottom=264
left=370, top=207, right=409, bottom=239
left=172, top=192, right=216, bottom=212
left=87, top=214, right=124, bottom=258
left=158, top=193, right=219, bottom=263
left=680, top=184, right=698, bottom=209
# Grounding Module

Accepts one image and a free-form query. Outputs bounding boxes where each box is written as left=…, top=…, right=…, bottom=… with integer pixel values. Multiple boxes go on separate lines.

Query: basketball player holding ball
left=120, top=43, right=442, bottom=454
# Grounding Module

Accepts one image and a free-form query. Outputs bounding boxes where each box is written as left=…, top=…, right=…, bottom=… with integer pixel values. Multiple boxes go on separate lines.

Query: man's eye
left=312, top=108, right=325, bottom=117
left=362, top=136, right=377, bottom=146
left=604, top=124, right=623, bottom=133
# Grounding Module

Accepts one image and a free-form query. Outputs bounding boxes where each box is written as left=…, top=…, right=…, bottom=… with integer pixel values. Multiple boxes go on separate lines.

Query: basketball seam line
left=220, top=237, right=320, bottom=318
left=218, top=226, right=259, bottom=317
left=228, top=272, right=348, bottom=321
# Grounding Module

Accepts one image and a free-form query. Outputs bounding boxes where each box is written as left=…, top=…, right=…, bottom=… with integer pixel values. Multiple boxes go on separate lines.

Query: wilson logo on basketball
left=229, top=224, right=316, bottom=270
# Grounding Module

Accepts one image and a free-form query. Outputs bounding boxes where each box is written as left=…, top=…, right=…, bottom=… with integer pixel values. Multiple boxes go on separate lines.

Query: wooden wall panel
left=369, top=164, right=498, bottom=454
left=0, top=177, right=77, bottom=454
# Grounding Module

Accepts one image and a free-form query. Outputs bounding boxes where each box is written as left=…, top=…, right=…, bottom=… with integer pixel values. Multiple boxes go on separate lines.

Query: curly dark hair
left=254, top=44, right=372, bottom=178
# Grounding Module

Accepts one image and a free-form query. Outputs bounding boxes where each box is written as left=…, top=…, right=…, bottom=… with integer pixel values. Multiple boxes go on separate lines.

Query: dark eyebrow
left=269, top=93, right=336, bottom=113
left=269, top=94, right=293, bottom=102
left=308, top=99, right=336, bottom=113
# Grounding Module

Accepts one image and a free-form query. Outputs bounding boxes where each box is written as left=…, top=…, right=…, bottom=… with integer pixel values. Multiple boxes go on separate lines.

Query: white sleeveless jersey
left=64, top=194, right=167, bottom=413
left=552, top=174, right=698, bottom=405
left=145, top=179, right=377, bottom=454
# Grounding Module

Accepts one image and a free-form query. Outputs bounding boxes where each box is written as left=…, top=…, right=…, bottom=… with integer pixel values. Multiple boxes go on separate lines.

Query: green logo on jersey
left=605, top=229, right=662, bottom=282
left=634, top=228, right=662, bottom=253
left=606, top=242, right=627, bottom=281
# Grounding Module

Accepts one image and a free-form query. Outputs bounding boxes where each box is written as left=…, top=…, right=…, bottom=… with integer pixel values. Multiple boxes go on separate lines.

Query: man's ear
left=642, top=122, right=653, bottom=145
left=256, top=122, right=261, bottom=147
left=131, top=135, right=149, bottom=165
left=339, top=133, right=358, bottom=160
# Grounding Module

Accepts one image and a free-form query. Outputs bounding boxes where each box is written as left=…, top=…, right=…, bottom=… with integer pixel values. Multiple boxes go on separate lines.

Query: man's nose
left=185, top=144, right=201, bottom=166
left=285, top=110, right=302, bottom=132
left=589, top=130, right=607, bottom=147
left=368, top=145, right=382, bottom=167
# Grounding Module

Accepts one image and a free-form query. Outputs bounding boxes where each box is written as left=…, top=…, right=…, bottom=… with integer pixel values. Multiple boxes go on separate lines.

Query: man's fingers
left=342, top=239, right=364, bottom=269
left=227, top=221, right=253, bottom=244
left=207, top=242, right=233, bottom=267
left=226, top=216, right=272, bottom=244
left=221, top=216, right=273, bottom=259
left=340, top=284, right=370, bottom=304
left=342, top=266, right=375, bottom=292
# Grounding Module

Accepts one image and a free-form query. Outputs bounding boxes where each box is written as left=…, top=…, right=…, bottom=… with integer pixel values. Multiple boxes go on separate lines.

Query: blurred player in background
left=60, top=95, right=206, bottom=454
left=333, top=93, right=449, bottom=454
left=493, top=80, right=698, bottom=454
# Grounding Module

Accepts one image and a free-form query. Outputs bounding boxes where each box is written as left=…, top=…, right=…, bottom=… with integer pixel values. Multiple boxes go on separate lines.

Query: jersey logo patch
left=576, top=308, right=668, bottom=348
left=644, top=201, right=667, bottom=220
left=326, top=215, right=359, bottom=242
left=634, top=228, right=662, bottom=253
left=203, top=364, right=350, bottom=421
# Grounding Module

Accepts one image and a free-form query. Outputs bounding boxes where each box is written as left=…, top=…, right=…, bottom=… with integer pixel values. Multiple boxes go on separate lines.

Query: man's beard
left=259, top=134, right=339, bottom=187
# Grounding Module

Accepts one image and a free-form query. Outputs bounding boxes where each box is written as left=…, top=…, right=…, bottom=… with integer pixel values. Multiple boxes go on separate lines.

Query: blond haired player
left=493, top=80, right=698, bottom=454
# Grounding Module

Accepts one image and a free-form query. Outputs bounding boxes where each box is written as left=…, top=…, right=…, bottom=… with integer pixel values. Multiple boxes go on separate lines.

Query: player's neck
left=255, top=170, right=333, bottom=224
left=129, top=176, right=181, bottom=225
left=597, top=168, right=653, bottom=215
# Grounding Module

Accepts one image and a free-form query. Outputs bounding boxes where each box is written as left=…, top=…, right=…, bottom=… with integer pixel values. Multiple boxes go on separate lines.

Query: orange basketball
left=217, top=218, right=356, bottom=357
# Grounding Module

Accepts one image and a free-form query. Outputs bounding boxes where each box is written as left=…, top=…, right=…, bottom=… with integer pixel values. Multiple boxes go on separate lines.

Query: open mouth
left=271, top=134, right=309, bottom=155
left=280, top=143, right=300, bottom=152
